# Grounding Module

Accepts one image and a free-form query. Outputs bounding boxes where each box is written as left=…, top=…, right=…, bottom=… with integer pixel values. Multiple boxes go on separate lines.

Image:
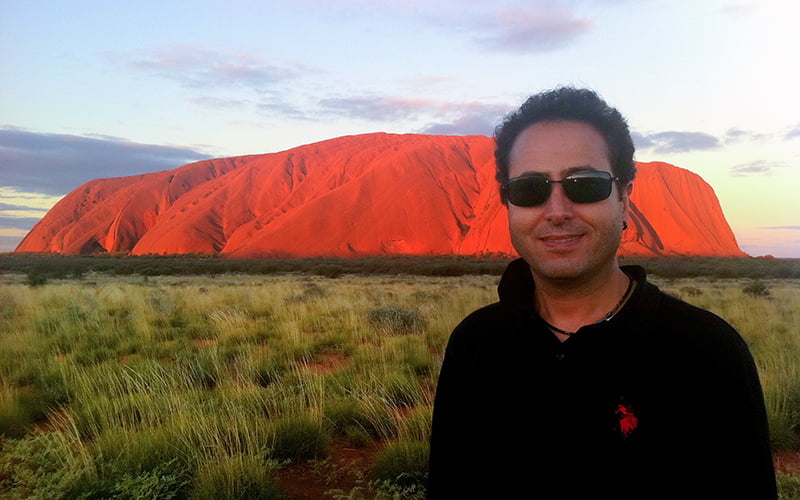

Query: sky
left=1, top=0, right=798, bottom=257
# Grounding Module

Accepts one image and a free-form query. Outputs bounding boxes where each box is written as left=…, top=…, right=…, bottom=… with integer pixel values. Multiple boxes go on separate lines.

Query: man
left=428, top=87, right=776, bottom=498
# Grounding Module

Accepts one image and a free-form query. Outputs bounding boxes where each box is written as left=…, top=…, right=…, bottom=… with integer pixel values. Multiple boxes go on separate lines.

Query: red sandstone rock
left=15, top=133, right=747, bottom=258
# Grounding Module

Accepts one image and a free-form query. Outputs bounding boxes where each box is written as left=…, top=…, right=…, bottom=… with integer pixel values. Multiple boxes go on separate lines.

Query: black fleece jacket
left=428, top=258, right=776, bottom=499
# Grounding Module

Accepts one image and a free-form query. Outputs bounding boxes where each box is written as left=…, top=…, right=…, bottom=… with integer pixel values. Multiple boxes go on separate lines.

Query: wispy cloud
left=761, top=226, right=800, bottom=230
left=317, top=95, right=508, bottom=135
left=187, top=96, right=251, bottom=110
left=326, top=1, right=595, bottom=54
left=724, top=127, right=767, bottom=143
left=0, top=131, right=210, bottom=252
left=730, top=160, right=787, bottom=177
left=476, top=5, right=593, bottom=53
left=318, top=96, right=434, bottom=121
left=420, top=103, right=509, bottom=136
left=785, top=123, right=800, bottom=140
left=116, top=45, right=314, bottom=91
left=0, top=128, right=211, bottom=196
left=0, top=189, right=65, bottom=252
left=633, top=131, right=720, bottom=154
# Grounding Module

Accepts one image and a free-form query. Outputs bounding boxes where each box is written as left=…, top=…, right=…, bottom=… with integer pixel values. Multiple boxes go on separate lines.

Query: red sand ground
left=274, top=440, right=385, bottom=499
left=17, top=133, right=745, bottom=258
left=276, top=448, right=796, bottom=499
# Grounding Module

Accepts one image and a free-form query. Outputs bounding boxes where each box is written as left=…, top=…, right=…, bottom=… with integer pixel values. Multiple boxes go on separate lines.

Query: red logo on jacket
left=614, top=399, right=638, bottom=439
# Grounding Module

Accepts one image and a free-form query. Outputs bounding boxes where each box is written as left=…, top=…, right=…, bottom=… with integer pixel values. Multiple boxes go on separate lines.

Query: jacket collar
left=497, top=257, right=650, bottom=313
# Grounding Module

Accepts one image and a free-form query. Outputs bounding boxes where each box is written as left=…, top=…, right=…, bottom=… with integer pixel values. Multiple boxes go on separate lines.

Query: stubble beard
left=513, top=223, right=623, bottom=285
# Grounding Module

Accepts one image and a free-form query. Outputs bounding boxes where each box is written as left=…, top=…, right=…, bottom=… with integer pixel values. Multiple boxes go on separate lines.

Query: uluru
left=15, top=133, right=746, bottom=258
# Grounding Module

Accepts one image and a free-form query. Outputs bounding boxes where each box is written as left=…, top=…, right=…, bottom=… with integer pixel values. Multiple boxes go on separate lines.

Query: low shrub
left=26, top=271, right=48, bottom=287
left=323, top=398, right=375, bottom=447
left=252, top=359, right=287, bottom=387
left=742, top=280, right=771, bottom=297
left=367, top=306, right=426, bottom=335
left=0, top=432, right=94, bottom=499
left=371, top=440, right=429, bottom=488
left=189, top=455, right=287, bottom=500
left=0, top=388, right=30, bottom=437
left=269, top=416, right=330, bottom=462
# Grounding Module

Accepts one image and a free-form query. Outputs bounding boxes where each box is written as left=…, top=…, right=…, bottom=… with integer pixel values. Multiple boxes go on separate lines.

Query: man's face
left=506, top=120, right=631, bottom=284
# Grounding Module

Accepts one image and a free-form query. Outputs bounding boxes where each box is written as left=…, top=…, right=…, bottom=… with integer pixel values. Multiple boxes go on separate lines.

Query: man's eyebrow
left=564, top=165, right=601, bottom=175
left=515, top=166, right=600, bottom=178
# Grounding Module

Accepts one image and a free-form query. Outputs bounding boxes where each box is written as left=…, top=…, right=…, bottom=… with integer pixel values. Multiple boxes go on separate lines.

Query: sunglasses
left=504, top=171, right=620, bottom=207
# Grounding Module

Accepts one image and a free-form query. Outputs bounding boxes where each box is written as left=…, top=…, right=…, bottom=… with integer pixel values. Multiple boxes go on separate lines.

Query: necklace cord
left=540, top=275, right=635, bottom=336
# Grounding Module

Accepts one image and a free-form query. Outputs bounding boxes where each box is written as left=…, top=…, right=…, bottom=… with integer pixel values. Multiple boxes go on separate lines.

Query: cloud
left=0, top=216, right=41, bottom=232
left=421, top=114, right=498, bottom=136
left=724, top=127, right=767, bottom=143
left=187, top=96, right=251, bottom=110
left=476, top=5, right=593, bottom=53
left=420, top=103, right=509, bottom=136
left=257, top=99, right=313, bottom=120
left=0, top=236, right=26, bottom=253
left=317, top=95, right=509, bottom=135
left=0, top=131, right=210, bottom=252
left=318, top=96, right=433, bottom=121
left=786, top=124, right=800, bottom=140
left=730, top=160, right=787, bottom=177
left=0, top=128, right=212, bottom=196
left=349, top=1, right=594, bottom=54
left=113, top=45, right=316, bottom=91
left=633, top=131, right=720, bottom=154
left=0, top=189, right=64, bottom=210
left=761, top=226, right=800, bottom=230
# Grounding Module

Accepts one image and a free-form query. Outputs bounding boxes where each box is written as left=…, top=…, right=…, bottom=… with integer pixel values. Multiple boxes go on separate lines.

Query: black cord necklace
left=540, top=275, right=635, bottom=336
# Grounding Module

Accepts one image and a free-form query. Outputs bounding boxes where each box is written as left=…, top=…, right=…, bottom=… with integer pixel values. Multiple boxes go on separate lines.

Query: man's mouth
left=540, top=233, right=583, bottom=250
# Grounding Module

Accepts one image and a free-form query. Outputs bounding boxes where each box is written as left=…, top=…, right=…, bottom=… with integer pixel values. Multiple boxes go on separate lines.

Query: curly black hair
left=494, top=87, right=636, bottom=203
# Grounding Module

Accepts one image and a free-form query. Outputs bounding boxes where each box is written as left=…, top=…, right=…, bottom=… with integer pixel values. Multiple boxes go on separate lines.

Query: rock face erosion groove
left=16, top=133, right=746, bottom=258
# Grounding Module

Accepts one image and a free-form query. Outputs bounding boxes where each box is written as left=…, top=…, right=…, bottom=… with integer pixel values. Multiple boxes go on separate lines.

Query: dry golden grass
left=0, top=271, right=797, bottom=498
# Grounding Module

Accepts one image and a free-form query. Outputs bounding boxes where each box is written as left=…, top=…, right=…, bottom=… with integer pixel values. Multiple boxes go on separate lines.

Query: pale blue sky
left=2, top=0, right=798, bottom=256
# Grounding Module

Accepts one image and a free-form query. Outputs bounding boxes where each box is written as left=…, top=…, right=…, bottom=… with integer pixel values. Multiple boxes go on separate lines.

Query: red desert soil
left=275, top=447, right=797, bottom=499
left=17, top=133, right=745, bottom=258
left=274, top=440, right=385, bottom=500
left=775, top=450, right=800, bottom=475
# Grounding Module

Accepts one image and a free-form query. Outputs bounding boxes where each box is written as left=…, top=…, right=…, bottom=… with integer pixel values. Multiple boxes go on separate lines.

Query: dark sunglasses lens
left=507, top=177, right=550, bottom=206
left=563, top=175, right=613, bottom=203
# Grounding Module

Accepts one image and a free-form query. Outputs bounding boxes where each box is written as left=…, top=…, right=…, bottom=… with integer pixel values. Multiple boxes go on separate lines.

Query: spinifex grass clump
left=367, top=305, right=426, bottom=335
left=1, top=270, right=799, bottom=498
left=742, top=279, right=771, bottom=297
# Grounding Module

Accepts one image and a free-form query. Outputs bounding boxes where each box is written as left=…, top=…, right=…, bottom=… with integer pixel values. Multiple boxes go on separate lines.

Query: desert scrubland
left=1, top=258, right=799, bottom=498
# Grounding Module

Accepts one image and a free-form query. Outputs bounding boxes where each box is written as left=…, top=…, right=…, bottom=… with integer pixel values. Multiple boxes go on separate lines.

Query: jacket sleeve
left=659, top=302, right=777, bottom=499
left=427, top=318, right=483, bottom=499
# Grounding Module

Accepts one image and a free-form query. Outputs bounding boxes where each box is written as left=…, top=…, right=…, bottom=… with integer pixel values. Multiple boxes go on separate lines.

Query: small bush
left=0, top=432, right=95, bottom=499
left=285, top=283, right=327, bottom=303
left=253, top=359, right=286, bottom=387
left=13, top=370, right=71, bottom=426
left=269, top=416, right=330, bottom=462
left=189, top=455, right=287, bottom=500
left=380, top=372, right=421, bottom=408
left=92, top=427, right=195, bottom=478
left=0, top=388, right=31, bottom=437
left=323, top=399, right=374, bottom=447
left=26, top=271, right=49, bottom=287
left=398, top=407, right=432, bottom=442
left=742, top=280, right=771, bottom=297
left=367, top=306, right=426, bottom=335
left=371, top=440, right=429, bottom=487
left=679, top=286, right=703, bottom=297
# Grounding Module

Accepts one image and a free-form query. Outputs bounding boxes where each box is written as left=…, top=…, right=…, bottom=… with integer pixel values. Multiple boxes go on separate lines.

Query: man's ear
left=621, top=181, right=633, bottom=219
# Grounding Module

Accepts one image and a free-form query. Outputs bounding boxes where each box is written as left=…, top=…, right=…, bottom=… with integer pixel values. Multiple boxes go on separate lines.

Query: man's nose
left=544, top=183, right=573, bottom=223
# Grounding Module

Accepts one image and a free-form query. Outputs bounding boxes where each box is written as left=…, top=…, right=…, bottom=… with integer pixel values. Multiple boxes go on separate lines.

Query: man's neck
left=532, top=264, right=631, bottom=341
